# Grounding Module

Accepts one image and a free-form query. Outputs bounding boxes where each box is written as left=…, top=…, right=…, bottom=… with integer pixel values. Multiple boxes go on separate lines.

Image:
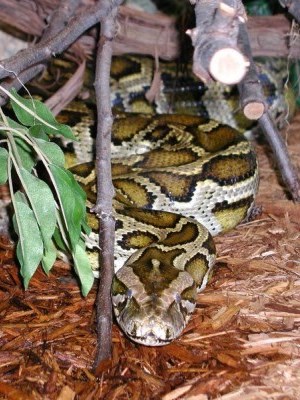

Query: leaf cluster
left=0, top=88, right=94, bottom=296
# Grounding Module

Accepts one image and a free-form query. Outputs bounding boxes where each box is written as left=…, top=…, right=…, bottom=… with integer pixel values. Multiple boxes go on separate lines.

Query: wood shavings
left=0, top=112, right=300, bottom=397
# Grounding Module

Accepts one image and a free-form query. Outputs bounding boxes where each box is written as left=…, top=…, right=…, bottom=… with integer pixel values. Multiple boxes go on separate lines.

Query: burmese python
left=69, top=111, right=259, bottom=346
left=64, top=55, right=292, bottom=165
left=40, top=54, right=290, bottom=345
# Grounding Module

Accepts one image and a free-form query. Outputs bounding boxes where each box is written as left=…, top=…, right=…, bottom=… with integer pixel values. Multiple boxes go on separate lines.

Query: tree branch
left=92, top=0, right=121, bottom=373
left=237, top=23, right=267, bottom=120
left=237, top=18, right=300, bottom=202
left=0, top=0, right=81, bottom=106
left=188, top=0, right=249, bottom=84
left=0, top=1, right=114, bottom=81
left=258, top=113, right=300, bottom=202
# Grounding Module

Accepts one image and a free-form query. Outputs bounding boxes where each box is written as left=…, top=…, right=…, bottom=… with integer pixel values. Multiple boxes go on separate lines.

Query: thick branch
left=0, top=2, right=299, bottom=59
left=237, top=23, right=267, bottom=120
left=188, top=0, right=249, bottom=84
left=92, top=0, right=121, bottom=372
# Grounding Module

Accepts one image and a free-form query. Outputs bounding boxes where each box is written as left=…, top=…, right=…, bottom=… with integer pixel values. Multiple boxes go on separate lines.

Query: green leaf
left=15, top=137, right=36, bottom=171
left=35, top=138, right=65, bottom=167
left=49, top=164, right=87, bottom=250
left=73, top=242, right=94, bottom=296
left=12, top=191, right=44, bottom=288
left=42, top=240, right=57, bottom=274
left=29, top=125, right=49, bottom=141
left=0, top=147, right=9, bottom=184
left=9, top=88, right=76, bottom=140
left=19, top=168, right=57, bottom=248
left=6, top=116, right=28, bottom=131
left=53, top=226, right=68, bottom=252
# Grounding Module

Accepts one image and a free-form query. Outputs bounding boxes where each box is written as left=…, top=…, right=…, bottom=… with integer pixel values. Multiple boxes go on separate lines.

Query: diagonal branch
left=0, top=0, right=81, bottom=106
left=0, top=0, right=114, bottom=81
left=237, top=21, right=300, bottom=202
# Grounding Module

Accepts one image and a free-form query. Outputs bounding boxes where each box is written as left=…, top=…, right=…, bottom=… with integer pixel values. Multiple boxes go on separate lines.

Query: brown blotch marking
left=112, top=115, right=150, bottom=143
left=156, top=114, right=207, bottom=126
left=162, top=222, right=199, bottom=246
left=145, top=171, right=196, bottom=201
left=119, top=231, right=159, bottom=250
left=112, top=163, right=132, bottom=176
left=146, top=125, right=172, bottom=141
left=130, top=247, right=184, bottom=295
left=201, top=153, right=257, bottom=185
left=86, top=213, right=99, bottom=231
left=213, top=196, right=254, bottom=232
left=201, top=234, right=216, bottom=255
left=185, top=254, right=209, bottom=286
left=114, top=179, right=154, bottom=208
left=180, top=285, right=197, bottom=303
left=194, top=124, right=242, bottom=152
left=110, top=56, right=141, bottom=79
left=136, top=149, right=198, bottom=169
left=70, top=162, right=94, bottom=179
left=120, top=208, right=180, bottom=229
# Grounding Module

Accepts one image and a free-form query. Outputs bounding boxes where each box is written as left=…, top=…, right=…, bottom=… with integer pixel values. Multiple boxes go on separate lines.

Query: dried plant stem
left=92, top=0, right=121, bottom=372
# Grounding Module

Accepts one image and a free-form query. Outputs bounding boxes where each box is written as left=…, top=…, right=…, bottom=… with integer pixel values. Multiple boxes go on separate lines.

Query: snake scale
left=69, top=109, right=259, bottom=346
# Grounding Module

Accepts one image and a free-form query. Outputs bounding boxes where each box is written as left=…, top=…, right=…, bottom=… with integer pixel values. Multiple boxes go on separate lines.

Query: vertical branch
left=92, top=0, right=121, bottom=371
left=188, top=0, right=249, bottom=84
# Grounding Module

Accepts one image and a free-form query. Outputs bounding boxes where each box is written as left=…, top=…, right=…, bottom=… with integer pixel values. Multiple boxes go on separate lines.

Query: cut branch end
left=209, top=48, right=249, bottom=85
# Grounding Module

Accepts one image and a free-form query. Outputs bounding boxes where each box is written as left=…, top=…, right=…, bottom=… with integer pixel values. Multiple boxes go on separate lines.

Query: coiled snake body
left=70, top=111, right=259, bottom=346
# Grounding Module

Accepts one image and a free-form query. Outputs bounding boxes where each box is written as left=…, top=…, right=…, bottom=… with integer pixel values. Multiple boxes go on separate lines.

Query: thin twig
left=92, top=0, right=121, bottom=372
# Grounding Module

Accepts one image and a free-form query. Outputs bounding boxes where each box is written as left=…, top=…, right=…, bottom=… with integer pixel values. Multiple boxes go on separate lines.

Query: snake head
left=112, top=265, right=197, bottom=346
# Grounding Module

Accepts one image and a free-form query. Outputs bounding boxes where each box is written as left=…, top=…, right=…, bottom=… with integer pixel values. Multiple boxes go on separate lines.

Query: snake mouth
left=128, top=332, right=173, bottom=346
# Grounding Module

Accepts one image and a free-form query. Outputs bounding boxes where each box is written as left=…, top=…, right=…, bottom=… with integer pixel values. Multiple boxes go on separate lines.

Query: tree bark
left=188, top=0, right=249, bottom=84
left=92, top=0, right=121, bottom=373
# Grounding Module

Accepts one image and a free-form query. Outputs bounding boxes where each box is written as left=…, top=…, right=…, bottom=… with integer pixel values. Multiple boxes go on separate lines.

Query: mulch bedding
left=0, top=113, right=299, bottom=400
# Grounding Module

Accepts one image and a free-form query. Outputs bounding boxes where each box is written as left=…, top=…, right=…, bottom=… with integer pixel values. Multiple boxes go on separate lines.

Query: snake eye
left=126, top=289, right=133, bottom=299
